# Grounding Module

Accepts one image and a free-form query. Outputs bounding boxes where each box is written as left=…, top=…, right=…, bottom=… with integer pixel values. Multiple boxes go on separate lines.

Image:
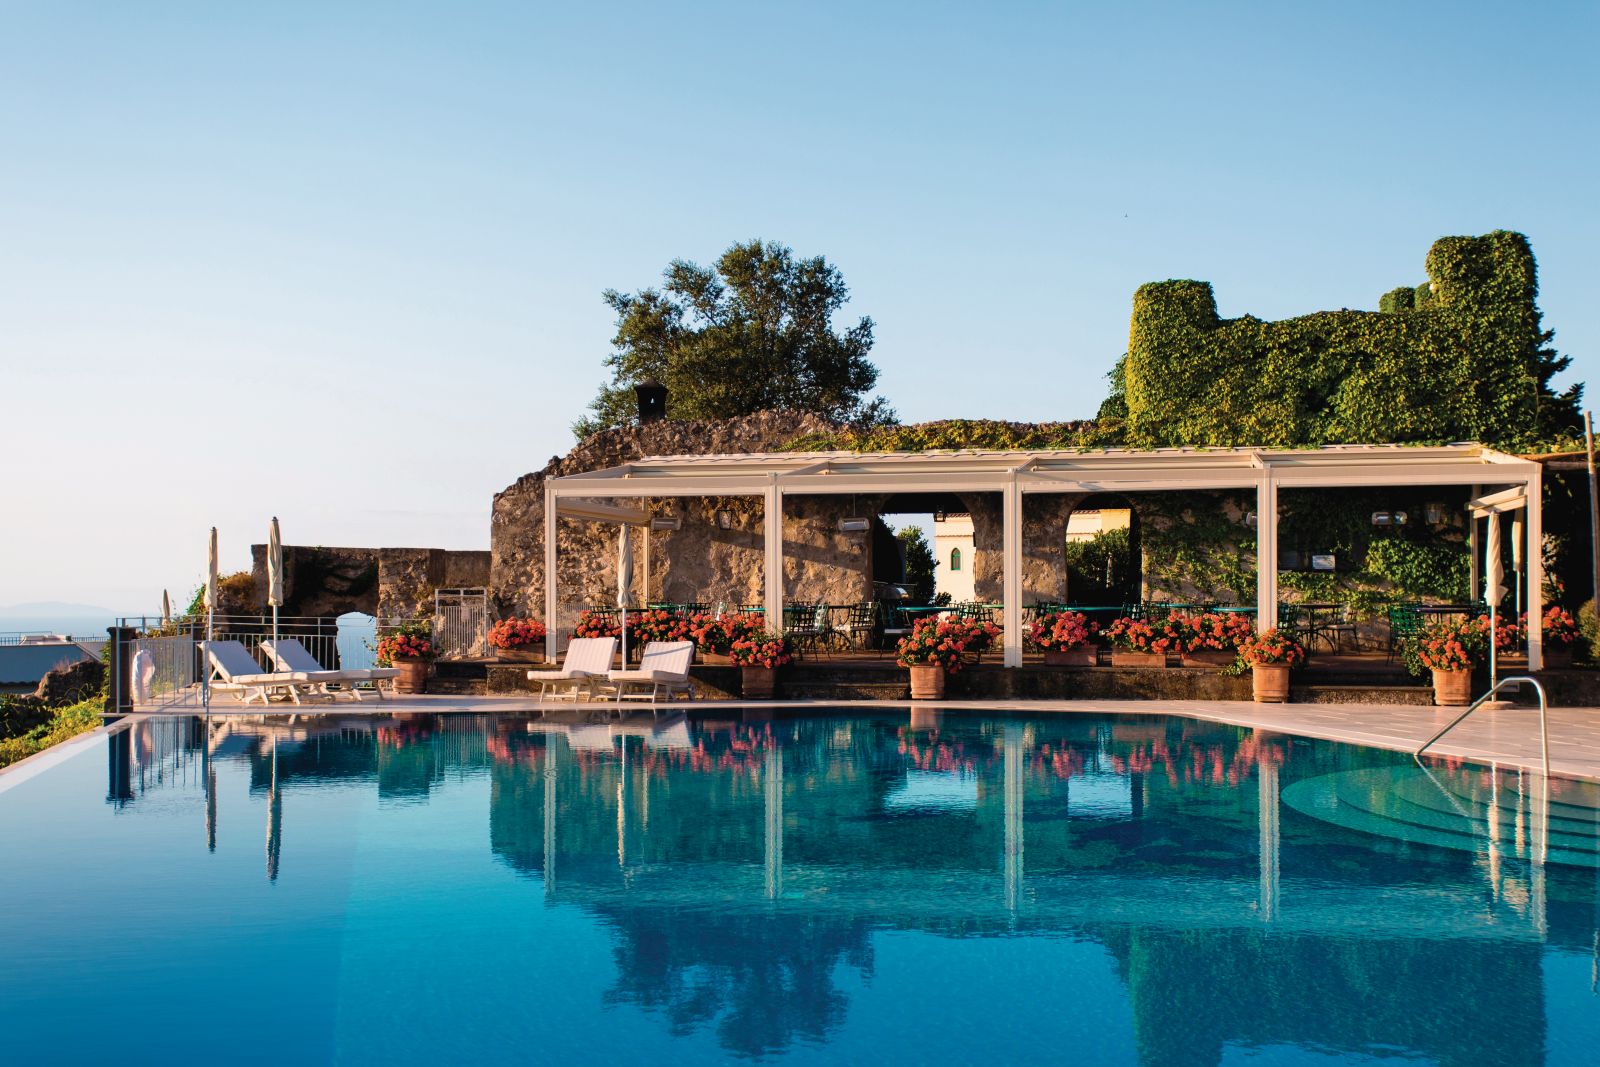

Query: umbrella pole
left=620, top=607, right=627, bottom=668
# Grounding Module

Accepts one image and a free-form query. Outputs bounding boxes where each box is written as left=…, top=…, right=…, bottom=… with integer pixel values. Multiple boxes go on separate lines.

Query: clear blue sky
left=1, top=1, right=1595, bottom=610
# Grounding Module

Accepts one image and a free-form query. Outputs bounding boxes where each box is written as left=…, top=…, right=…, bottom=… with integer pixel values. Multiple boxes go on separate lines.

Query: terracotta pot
left=1182, top=649, right=1236, bottom=668
left=1043, top=647, right=1099, bottom=667
left=1540, top=644, right=1573, bottom=669
left=1431, top=667, right=1473, bottom=706
left=495, top=645, right=543, bottom=663
left=1252, top=663, right=1290, bottom=703
left=908, top=664, right=945, bottom=699
left=393, top=657, right=429, bottom=695
left=1111, top=650, right=1168, bottom=668
left=741, top=666, right=776, bottom=699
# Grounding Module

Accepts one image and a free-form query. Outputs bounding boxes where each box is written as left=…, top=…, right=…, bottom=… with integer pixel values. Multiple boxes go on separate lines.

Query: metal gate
left=433, top=588, right=489, bottom=659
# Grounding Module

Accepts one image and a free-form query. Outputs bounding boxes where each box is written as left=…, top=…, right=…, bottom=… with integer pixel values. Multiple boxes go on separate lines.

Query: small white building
left=933, top=513, right=976, bottom=603
left=1066, top=508, right=1132, bottom=542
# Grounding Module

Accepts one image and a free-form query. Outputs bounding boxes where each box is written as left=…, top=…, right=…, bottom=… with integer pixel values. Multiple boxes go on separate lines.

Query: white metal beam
left=545, top=481, right=562, bottom=657
left=764, top=477, right=784, bottom=631
left=1003, top=476, right=1023, bottom=667
left=555, top=500, right=653, bottom=525
left=1255, top=472, right=1278, bottom=633
left=1527, top=470, right=1543, bottom=671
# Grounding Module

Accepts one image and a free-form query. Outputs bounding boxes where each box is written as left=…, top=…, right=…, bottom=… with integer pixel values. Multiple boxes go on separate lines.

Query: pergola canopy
left=545, top=443, right=1544, bottom=667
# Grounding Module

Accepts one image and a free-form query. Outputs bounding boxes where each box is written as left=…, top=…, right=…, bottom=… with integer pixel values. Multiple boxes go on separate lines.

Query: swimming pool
left=2, top=710, right=1597, bottom=1065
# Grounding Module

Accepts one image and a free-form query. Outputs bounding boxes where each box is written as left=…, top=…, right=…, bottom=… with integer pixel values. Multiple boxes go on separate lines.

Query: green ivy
left=1116, top=231, right=1581, bottom=450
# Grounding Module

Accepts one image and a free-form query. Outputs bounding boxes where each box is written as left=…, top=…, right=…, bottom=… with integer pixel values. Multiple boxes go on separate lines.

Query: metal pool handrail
left=1415, top=675, right=1549, bottom=780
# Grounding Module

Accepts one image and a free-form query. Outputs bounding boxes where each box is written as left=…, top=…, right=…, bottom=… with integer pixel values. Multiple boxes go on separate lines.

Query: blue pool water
left=2, top=711, right=1598, bottom=1065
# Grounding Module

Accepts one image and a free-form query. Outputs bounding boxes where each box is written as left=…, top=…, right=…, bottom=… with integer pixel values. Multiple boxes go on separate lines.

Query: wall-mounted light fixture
left=1243, top=512, right=1258, bottom=528
left=838, top=517, right=871, bottom=533
left=933, top=510, right=946, bottom=523
left=715, top=510, right=735, bottom=530
left=1424, top=503, right=1444, bottom=525
left=649, top=516, right=681, bottom=531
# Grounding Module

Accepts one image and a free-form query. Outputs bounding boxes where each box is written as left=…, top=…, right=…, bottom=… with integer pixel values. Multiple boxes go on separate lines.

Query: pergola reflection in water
left=104, top=711, right=1596, bottom=1066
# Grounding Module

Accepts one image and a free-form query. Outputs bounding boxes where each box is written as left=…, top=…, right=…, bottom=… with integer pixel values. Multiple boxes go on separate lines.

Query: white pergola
left=545, top=443, right=1545, bottom=668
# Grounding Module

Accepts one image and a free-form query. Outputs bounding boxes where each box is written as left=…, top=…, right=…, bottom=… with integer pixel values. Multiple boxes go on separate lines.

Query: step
left=1333, top=768, right=1600, bottom=855
left=1282, top=768, right=1600, bottom=868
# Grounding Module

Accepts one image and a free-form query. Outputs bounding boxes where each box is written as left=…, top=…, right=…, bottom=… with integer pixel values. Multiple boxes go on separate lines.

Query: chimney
left=635, top=380, right=668, bottom=423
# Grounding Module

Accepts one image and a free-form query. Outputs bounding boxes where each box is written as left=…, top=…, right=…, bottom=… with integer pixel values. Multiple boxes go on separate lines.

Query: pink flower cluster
left=488, top=616, right=547, bottom=650
left=1027, top=610, right=1098, bottom=653
left=1237, top=628, right=1306, bottom=667
left=896, top=616, right=1002, bottom=673
left=728, top=631, right=792, bottom=669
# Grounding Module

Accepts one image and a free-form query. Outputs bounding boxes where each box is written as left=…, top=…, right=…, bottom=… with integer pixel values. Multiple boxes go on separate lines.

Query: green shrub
left=1120, top=231, right=1580, bottom=450
left=0, top=698, right=102, bottom=770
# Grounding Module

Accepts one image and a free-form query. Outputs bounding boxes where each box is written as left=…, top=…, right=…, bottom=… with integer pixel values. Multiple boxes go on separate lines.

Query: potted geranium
left=728, top=630, right=792, bottom=699
left=1533, top=605, right=1578, bottom=668
left=1237, top=628, right=1305, bottom=703
left=1172, top=611, right=1255, bottom=668
left=1406, top=620, right=1487, bottom=706
left=895, top=616, right=991, bottom=698
left=1029, top=610, right=1099, bottom=666
left=376, top=620, right=435, bottom=694
left=488, top=616, right=547, bottom=663
left=573, top=609, right=623, bottom=639
left=1105, top=616, right=1176, bottom=668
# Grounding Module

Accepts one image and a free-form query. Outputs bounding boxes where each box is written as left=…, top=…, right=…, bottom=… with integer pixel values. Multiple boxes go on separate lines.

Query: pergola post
left=1003, top=477, right=1023, bottom=667
left=1468, top=483, right=1482, bottom=597
left=640, top=526, right=652, bottom=606
left=764, top=477, right=784, bottom=627
left=1255, top=471, right=1278, bottom=632
left=1526, top=470, right=1543, bottom=671
left=544, top=482, right=562, bottom=657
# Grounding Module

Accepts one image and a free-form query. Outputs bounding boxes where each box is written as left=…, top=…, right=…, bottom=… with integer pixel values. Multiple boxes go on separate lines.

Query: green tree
left=896, top=525, right=937, bottom=604
left=574, top=240, right=893, bottom=438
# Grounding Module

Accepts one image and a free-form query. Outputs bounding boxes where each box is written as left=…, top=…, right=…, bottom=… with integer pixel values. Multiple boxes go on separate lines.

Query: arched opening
left=869, top=492, right=974, bottom=605
left=1063, top=494, right=1141, bottom=607
left=336, top=611, right=378, bottom=670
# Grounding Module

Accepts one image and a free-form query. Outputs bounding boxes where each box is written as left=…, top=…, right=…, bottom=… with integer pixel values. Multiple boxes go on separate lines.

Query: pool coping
left=108, top=695, right=1600, bottom=784
left=0, top=714, right=144, bottom=794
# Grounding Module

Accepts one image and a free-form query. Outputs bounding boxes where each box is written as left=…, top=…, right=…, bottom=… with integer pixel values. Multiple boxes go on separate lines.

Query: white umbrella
left=1485, top=515, right=1506, bottom=690
left=267, top=516, right=284, bottom=647
left=204, top=527, right=218, bottom=711
left=1511, top=516, right=1525, bottom=615
left=617, top=525, right=634, bottom=666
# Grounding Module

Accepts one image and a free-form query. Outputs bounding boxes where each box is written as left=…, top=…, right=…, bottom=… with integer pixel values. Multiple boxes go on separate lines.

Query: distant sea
left=0, top=615, right=118, bottom=640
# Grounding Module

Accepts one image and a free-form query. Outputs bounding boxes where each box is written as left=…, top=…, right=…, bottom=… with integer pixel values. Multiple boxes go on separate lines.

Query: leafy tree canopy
left=896, top=525, right=936, bottom=604
left=574, top=240, right=893, bottom=438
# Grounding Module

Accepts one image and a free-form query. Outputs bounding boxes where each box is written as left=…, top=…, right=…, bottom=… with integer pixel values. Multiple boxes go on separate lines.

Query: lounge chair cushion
left=607, top=668, right=690, bottom=684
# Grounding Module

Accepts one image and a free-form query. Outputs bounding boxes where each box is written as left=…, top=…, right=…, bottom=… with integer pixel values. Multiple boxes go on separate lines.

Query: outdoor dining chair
left=841, top=602, right=877, bottom=650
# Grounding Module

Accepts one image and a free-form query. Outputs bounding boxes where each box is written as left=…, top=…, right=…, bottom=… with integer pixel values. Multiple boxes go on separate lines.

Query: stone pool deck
left=121, top=691, right=1600, bottom=782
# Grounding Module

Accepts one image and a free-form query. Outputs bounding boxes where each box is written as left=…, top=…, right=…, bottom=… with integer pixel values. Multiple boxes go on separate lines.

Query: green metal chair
left=1386, top=603, right=1422, bottom=663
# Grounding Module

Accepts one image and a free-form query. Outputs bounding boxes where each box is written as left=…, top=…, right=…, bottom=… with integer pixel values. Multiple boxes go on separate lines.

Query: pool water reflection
left=2, top=710, right=1598, bottom=1065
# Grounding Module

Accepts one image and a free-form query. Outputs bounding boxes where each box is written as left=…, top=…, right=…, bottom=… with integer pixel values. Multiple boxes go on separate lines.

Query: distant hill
left=0, top=601, right=116, bottom=616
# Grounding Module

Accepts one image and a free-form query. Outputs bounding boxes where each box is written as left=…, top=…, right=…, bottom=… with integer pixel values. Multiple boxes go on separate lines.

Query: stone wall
left=491, top=411, right=848, bottom=622
left=251, top=544, right=490, bottom=620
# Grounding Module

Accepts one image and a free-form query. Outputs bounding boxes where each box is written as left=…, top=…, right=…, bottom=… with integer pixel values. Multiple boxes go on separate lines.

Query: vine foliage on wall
left=1111, top=231, right=1581, bottom=451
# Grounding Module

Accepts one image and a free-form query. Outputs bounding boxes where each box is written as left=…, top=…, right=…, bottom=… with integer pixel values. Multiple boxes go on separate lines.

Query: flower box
left=1111, top=651, right=1168, bottom=668
left=1043, top=648, right=1098, bottom=667
left=742, top=666, right=776, bottom=699
left=392, top=657, right=428, bottom=694
left=1181, top=650, right=1235, bottom=668
left=908, top=664, right=945, bottom=699
left=496, top=645, right=544, bottom=664
left=1251, top=663, right=1290, bottom=702
left=1540, top=644, right=1574, bottom=669
left=1432, top=667, right=1472, bottom=706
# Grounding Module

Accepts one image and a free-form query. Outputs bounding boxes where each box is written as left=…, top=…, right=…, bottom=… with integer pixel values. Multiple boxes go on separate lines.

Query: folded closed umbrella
left=618, top=525, right=634, bottom=665
left=268, top=517, right=284, bottom=645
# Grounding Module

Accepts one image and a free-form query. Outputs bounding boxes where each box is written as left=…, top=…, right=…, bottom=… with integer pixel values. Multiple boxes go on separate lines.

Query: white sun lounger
left=261, top=638, right=400, bottom=701
left=603, top=641, right=696, bottom=706
left=205, top=640, right=323, bottom=706
left=528, top=637, right=617, bottom=704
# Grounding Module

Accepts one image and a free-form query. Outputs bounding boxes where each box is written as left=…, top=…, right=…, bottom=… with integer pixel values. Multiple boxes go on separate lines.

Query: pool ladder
left=1414, top=675, right=1550, bottom=780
